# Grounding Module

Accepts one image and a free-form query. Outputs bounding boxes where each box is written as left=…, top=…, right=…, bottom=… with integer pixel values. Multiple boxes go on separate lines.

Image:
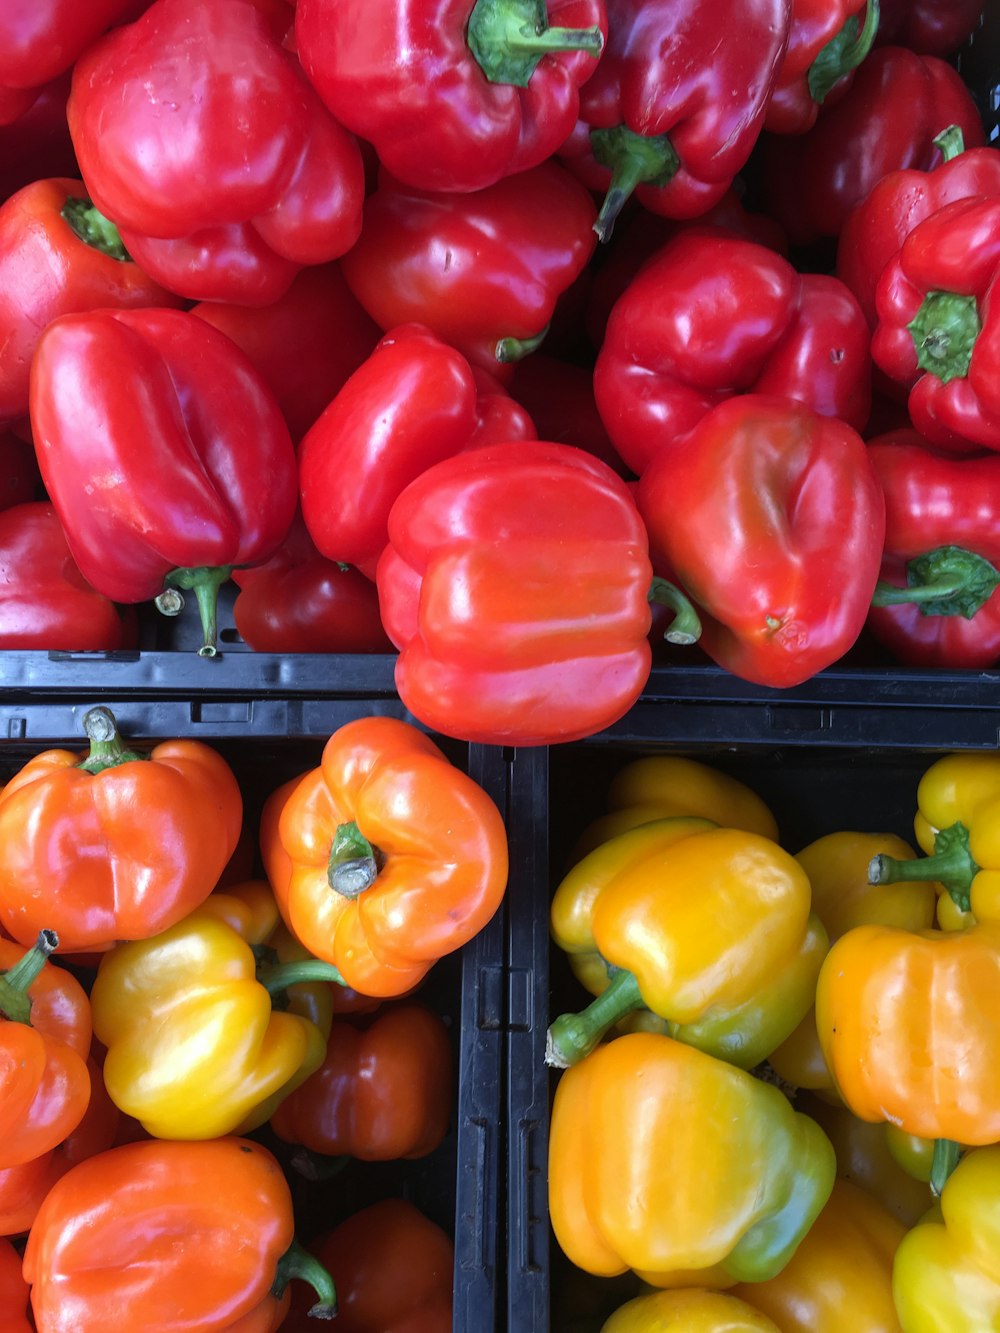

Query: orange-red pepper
left=0, top=1236, right=31, bottom=1333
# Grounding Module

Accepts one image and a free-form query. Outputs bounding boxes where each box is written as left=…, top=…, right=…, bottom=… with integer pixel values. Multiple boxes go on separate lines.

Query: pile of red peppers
left=0, top=0, right=997, bottom=746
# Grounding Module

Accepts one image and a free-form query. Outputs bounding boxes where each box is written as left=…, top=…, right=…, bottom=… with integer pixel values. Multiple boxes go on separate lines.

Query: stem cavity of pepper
left=467, top=0, right=604, bottom=88
left=907, top=291, right=981, bottom=384
left=327, top=820, right=384, bottom=899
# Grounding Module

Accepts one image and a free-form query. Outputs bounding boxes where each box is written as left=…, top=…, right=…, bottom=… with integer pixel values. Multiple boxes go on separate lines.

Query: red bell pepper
left=875, top=0, right=985, bottom=56
left=508, top=354, right=627, bottom=475
left=637, top=394, right=886, bottom=687
left=765, top=0, right=880, bottom=135
left=760, top=46, right=986, bottom=245
left=271, top=1003, right=452, bottom=1161
left=230, top=511, right=394, bottom=654
left=0, top=75, right=77, bottom=203
left=556, top=0, right=792, bottom=240
left=0, top=932, right=92, bottom=1172
left=866, top=435, right=1000, bottom=668
left=837, top=127, right=1000, bottom=329
left=0, top=178, right=183, bottom=425
left=281, top=1200, right=454, bottom=1333
left=377, top=440, right=656, bottom=744
left=29, top=308, right=298, bottom=656
left=0, top=434, right=39, bottom=512
left=296, top=0, right=607, bottom=194
left=0, top=503, right=136, bottom=652
left=68, top=0, right=365, bottom=304
left=299, top=324, right=536, bottom=577
left=872, top=196, right=1000, bottom=453
left=593, top=230, right=872, bottom=476
left=0, top=1238, right=30, bottom=1333
left=339, top=161, right=598, bottom=377
left=192, top=263, right=381, bottom=445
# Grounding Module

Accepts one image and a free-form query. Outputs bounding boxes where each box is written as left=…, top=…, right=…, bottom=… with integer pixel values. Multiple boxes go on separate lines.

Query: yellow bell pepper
left=548, top=818, right=820, bottom=1069
left=869, top=751, right=1000, bottom=921
left=601, top=1289, right=780, bottom=1332
left=892, top=1145, right=1000, bottom=1332
left=569, top=755, right=779, bottom=862
left=730, top=1179, right=905, bottom=1332
left=91, top=881, right=344, bottom=1139
left=548, top=1032, right=836, bottom=1287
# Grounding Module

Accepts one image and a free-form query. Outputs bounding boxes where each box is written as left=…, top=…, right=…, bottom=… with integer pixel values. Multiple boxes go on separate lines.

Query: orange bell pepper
left=261, top=716, right=508, bottom=996
left=0, top=932, right=91, bottom=1170
left=816, top=920, right=1000, bottom=1146
left=271, top=1001, right=452, bottom=1161
left=0, top=706, right=243, bottom=952
left=22, top=1137, right=336, bottom=1332
left=0, top=1236, right=31, bottom=1333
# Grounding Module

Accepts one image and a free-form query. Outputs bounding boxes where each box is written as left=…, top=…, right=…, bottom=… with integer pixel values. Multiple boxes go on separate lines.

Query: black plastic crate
left=504, top=665, right=1000, bottom=1333
left=0, top=695, right=507, bottom=1333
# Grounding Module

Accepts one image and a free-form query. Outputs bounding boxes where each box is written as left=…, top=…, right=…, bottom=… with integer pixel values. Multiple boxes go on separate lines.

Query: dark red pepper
left=765, top=0, right=880, bottom=135
left=557, top=0, right=792, bottom=239
left=0, top=75, right=77, bottom=203
left=0, top=503, right=136, bottom=651
left=339, top=162, right=598, bottom=377
left=295, top=0, right=606, bottom=194
left=29, top=309, right=298, bottom=656
left=508, top=355, right=628, bottom=475
left=0, top=178, right=183, bottom=425
left=68, top=0, right=365, bottom=304
left=594, top=229, right=872, bottom=475
left=0, top=433, right=39, bottom=513
left=760, top=46, right=986, bottom=245
left=866, top=434, right=1000, bottom=668
left=875, top=0, right=985, bottom=56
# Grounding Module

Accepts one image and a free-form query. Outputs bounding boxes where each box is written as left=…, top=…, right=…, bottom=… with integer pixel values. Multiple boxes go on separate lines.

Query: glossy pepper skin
left=594, top=231, right=872, bottom=475
left=296, top=0, right=606, bottom=195
left=765, top=0, right=879, bottom=135
left=0, top=1237, right=31, bottom=1333
left=549, top=1031, right=836, bottom=1285
left=837, top=128, right=1000, bottom=329
left=22, top=1136, right=337, bottom=1332
left=637, top=395, right=886, bottom=688
left=547, top=817, right=824, bottom=1069
left=872, top=197, right=1000, bottom=452
left=558, top=0, right=791, bottom=239
left=761, top=47, right=986, bottom=245
left=299, top=324, right=536, bottom=578
left=30, top=307, right=298, bottom=656
left=816, top=921, right=1000, bottom=1144
left=864, top=440, right=1000, bottom=668
left=262, top=716, right=508, bottom=996
left=0, top=177, right=183, bottom=424
left=0, top=503, right=136, bottom=651
left=602, top=1289, right=780, bottom=1332
left=231, top=512, right=394, bottom=655
left=339, top=161, right=598, bottom=377
left=90, top=881, right=341, bottom=1140
left=271, top=1003, right=452, bottom=1160
left=0, top=706, right=243, bottom=953
left=0, top=934, right=92, bottom=1171
left=68, top=0, right=365, bottom=305
left=730, top=1179, right=905, bottom=1333
left=281, top=1199, right=454, bottom=1333
left=377, top=441, right=653, bottom=744
left=892, top=1144, right=1000, bottom=1333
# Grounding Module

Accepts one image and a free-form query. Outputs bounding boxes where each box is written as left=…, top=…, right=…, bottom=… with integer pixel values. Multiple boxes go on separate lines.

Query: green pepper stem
left=327, top=820, right=383, bottom=899
left=934, top=125, right=966, bottom=162
left=930, top=1139, right=963, bottom=1197
left=271, top=1238, right=337, bottom=1319
left=871, top=576, right=968, bottom=606
left=256, top=958, right=348, bottom=995
left=545, top=968, right=646, bottom=1068
left=159, top=565, right=233, bottom=657
left=648, top=577, right=702, bottom=645
left=871, top=547, right=1000, bottom=620
left=0, top=930, right=59, bottom=1025
left=467, top=0, right=603, bottom=88
left=495, top=324, right=550, bottom=364
left=807, top=0, right=880, bottom=105
left=590, top=126, right=680, bottom=243
left=908, top=291, right=981, bottom=384
left=77, top=706, right=147, bottom=774
left=869, top=821, right=978, bottom=912
left=60, top=197, right=131, bottom=262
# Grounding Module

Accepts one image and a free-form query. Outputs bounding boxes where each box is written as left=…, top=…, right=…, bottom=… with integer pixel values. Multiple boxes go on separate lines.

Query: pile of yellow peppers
left=547, top=751, right=1000, bottom=1332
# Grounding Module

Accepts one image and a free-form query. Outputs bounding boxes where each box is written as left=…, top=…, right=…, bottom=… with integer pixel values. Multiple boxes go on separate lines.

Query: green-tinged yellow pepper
left=548, top=1032, right=836, bottom=1287
left=547, top=818, right=820, bottom=1069
left=892, top=1145, right=1000, bottom=1332
left=869, top=751, right=1000, bottom=921
left=570, top=755, right=779, bottom=863
left=730, top=1179, right=905, bottom=1332
left=91, top=881, right=345, bottom=1139
left=601, top=1289, right=781, bottom=1332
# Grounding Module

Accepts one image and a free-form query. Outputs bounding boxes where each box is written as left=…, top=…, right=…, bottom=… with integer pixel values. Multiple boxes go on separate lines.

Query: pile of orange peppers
left=0, top=708, right=508, bottom=1331
left=547, top=748, right=1000, bottom=1332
